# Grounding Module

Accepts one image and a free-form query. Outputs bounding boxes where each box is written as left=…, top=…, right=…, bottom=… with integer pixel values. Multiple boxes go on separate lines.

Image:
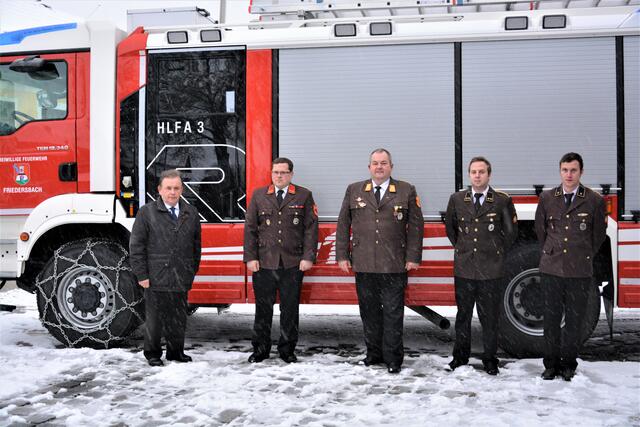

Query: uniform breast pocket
left=573, top=216, right=591, bottom=233
left=258, top=209, right=273, bottom=227
left=350, top=202, right=365, bottom=217
left=393, top=204, right=408, bottom=222
left=286, top=207, right=304, bottom=226
left=481, top=214, right=499, bottom=233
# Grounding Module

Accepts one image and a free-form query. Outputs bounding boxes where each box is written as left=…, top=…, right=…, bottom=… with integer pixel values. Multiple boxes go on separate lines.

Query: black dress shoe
left=280, top=354, right=298, bottom=364
left=361, top=356, right=384, bottom=367
left=447, top=358, right=467, bottom=371
left=248, top=353, right=269, bottom=363
left=387, top=365, right=401, bottom=374
left=148, top=358, right=164, bottom=367
left=561, top=367, right=575, bottom=381
left=541, top=368, right=558, bottom=380
left=167, top=354, right=193, bottom=363
left=483, top=361, right=499, bottom=376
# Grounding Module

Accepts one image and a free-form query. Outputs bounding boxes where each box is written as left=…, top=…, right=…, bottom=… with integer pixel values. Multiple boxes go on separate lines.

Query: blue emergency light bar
left=0, top=23, right=77, bottom=46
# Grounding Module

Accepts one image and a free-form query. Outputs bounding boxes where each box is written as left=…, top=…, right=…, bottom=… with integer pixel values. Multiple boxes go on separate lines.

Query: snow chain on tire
left=35, top=239, right=144, bottom=348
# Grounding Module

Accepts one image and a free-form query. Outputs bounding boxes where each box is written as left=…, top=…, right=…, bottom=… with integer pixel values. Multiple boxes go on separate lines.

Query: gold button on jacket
left=336, top=178, right=424, bottom=273
left=535, top=185, right=607, bottom=278
left=445, top=187, right=518, bottom=280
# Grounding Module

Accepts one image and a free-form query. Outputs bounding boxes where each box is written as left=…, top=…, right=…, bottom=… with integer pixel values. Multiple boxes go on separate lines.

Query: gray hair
left=158, top=169, right=182, bottom=187
left=369, top=148, right=393, bottom=165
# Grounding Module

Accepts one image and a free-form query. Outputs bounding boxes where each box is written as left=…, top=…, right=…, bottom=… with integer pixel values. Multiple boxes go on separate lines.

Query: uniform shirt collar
left=372, top=179, right=390, bottom=199
left=371, top=179, right=390, bottom=192
left=471, top=186, right=489, bottom=204
left=275, top=185, right=289, bottom=195
left=164, top=201, right=179, bottom=216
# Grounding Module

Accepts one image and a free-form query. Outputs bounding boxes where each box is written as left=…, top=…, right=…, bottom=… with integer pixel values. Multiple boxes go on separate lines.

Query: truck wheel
left=35, top=239, right=144, bottom=348
left=498, top=243, right=600, bottom=358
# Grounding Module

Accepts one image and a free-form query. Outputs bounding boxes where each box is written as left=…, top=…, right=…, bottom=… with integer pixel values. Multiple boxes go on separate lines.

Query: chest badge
left=393, top=205, right=403, bottom=220
left=488, top=224, right=495, bottom=231
left=293, top=217, right=300, bottom=225
left=358, top=202, right=367, bottom=208
left=579, top=222, right=587, bottom=231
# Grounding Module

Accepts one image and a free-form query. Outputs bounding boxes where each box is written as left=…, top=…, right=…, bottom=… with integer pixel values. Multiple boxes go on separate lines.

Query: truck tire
left=35, top=239, right=144, bottom=348
left=498, top=243, right=600, bottom=358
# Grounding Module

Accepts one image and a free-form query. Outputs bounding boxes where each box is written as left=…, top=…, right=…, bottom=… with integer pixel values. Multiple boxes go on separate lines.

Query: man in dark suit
left=445, top=157, right=518, bottom=375
left=336, top=148, right=424, bottom=374
left=243, top=157, right=318, bottom=364
left=535, top=152, right=607, bottom=381
left=130, top=169, right=202, bottom=367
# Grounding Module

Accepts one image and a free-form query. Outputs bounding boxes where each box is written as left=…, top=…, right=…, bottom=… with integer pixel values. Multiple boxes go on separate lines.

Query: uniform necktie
left=474, top=193, right=482, bottom=212
left=169, top=206, right=178, bottom=221
left=375, top=186, right=381, bottom=204
left=277, top=189, right=284, bottom=205
left=564, top=193, right=573, bottom=209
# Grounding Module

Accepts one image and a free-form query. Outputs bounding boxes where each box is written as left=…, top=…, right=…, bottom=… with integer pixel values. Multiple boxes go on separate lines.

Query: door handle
left=59, top=162, right=77, bottom=182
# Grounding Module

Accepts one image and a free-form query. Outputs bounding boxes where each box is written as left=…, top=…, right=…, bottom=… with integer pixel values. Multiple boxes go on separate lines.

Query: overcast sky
left=0, top=0, right=253, bottom=32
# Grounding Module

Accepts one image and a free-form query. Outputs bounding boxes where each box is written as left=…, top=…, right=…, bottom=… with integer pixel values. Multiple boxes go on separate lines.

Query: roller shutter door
left=278, top=44, right=455, bottom=218
left=462, top=38, right=617, bottom=192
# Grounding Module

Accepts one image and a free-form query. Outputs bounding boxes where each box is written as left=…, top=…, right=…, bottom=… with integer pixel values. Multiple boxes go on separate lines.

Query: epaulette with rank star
left=486, top=191, right=494, bottom=203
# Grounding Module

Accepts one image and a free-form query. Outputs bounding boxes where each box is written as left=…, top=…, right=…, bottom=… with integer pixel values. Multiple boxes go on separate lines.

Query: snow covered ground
left=1, top=288, right=639, bottom=426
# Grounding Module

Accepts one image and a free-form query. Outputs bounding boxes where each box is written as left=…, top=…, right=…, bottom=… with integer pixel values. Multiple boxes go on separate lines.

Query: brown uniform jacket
left=336, top=178, right=424, bottom=274
left=243, top=184, right=319, bottom=270
left=535, top=185, right=607, bottom=278
left=445, top=187, right=518, bottom=280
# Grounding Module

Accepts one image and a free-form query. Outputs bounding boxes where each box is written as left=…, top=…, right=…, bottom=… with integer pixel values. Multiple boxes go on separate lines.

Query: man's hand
left=338, top=260, right=351, bottom=273
left=405, top=262, right=420, bottom=271
left=138, top=279, right=150, bottom=288
left=247, top=260, right=260, bottom=273
left=299, top=260, right=313, bottom=272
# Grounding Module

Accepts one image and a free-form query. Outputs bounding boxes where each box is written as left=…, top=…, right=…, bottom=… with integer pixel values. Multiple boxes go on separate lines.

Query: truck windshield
left=0, top=60, right=67, bottom=136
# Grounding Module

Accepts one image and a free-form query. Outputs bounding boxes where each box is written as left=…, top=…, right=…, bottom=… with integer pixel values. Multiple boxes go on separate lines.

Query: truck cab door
left=144, top=48, right=247, bottom=304
left=0, top=53, right=77, bottom=211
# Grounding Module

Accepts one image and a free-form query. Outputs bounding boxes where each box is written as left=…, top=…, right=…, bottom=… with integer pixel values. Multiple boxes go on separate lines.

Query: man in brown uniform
left=336, top=148, right=424, bottom=374
left=244, top=157, right=318, bottom=364
left=535, top=152, right=606, bottom=381
left=445, top=157, right=518, bottom=375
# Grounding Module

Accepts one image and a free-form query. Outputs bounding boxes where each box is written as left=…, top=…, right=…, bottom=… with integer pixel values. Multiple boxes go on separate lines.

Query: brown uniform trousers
left=445, top=188, right=518, bottom=364
left=535, top=185, right=607, bottom=370
left=243, top=184, right=319, bottom=357
left=336, top=178, right=424, bottom=366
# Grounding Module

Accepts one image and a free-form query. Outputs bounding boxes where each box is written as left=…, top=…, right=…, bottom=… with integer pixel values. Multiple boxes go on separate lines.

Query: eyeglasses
left=272, top=171, right=291, bottom=175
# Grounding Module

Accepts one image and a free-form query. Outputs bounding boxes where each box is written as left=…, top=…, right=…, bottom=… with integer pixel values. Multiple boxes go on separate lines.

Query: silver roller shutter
left=278, top=44, right=455, bottom=219
left=462, top=38, right=617, bottom=192
left=624, top=36, right=640, bottom=216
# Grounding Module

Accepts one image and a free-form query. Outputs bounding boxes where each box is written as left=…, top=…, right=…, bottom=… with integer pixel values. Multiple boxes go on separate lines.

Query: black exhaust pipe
left=408, top=305, right=450, bottom=330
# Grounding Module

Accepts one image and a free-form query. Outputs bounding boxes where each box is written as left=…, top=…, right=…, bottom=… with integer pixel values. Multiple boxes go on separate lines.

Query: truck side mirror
left=9, top=56, right=59, bottom=80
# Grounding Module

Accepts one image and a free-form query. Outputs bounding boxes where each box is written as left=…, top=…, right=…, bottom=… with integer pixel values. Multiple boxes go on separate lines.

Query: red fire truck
left=1, top=0, right=638, bottom=356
